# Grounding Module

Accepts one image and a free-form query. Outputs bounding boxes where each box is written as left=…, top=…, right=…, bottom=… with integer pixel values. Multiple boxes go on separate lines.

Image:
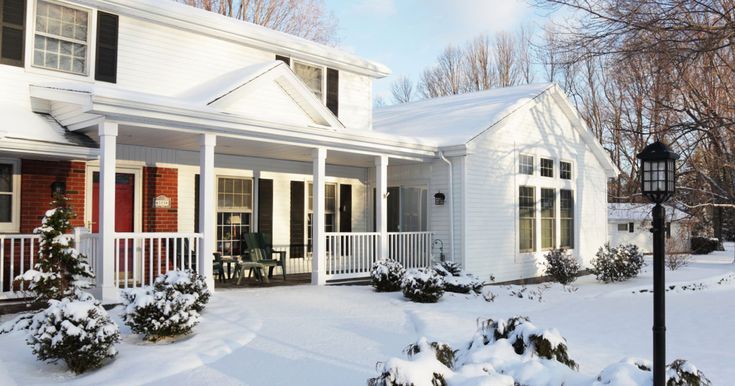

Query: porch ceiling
left=80, top=124, right=417, bottom=167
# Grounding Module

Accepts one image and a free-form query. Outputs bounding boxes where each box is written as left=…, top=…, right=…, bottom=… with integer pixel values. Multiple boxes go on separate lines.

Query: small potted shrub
left=401, top=268, right=444, bottom=303
left=370, top=259, right=406, bottom=292
left=542, top=248, right=580, bottom=285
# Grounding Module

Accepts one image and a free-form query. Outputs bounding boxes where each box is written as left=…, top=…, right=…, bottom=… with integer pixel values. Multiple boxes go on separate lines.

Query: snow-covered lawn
left=1, top=245, right=733, bottom=385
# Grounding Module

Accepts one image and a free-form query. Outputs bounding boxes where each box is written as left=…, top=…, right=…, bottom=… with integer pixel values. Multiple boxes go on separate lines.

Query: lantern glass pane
left=644, top=181, right=651, bottom=191
left=643, top=161, right=650, bottom=171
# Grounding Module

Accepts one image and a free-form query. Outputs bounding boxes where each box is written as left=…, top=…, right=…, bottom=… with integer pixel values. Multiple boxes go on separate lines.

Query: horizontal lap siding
left=338, top=71, right=372, bottom=130
left=464, top=92, right=609, bottom=282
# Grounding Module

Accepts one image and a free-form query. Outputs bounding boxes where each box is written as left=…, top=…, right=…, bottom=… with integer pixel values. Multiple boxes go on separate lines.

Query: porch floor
left=214, top=273, right=312, bottom=289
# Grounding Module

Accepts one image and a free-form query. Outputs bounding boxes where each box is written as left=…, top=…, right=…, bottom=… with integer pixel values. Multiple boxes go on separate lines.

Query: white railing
left=76, top=229, right=99, bottom=273
left=325, top=232, right=381, bottom=279
left=0, top=234, right=41, bottom=299
left=389, top=231, right=434, bottom=269
left=111, top=232, right=201, bottom=289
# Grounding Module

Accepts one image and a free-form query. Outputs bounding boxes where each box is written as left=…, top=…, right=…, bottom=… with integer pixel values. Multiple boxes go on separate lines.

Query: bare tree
left=391, top=76, right=415, bottom=104
left=179, top=0, right=339, bottom=45
left=465, top=35, right=496, bottom=91
left=495, top=32, right=519, bottom=87
left=418, top=45, right=466, bottom=98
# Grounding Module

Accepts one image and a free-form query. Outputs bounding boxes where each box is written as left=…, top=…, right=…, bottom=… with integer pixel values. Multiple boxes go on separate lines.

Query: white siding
left=462, top=92, right=610, bottom=282
left=608, top=221, right=690, bottom=254
left=338, top=71, right=372, bottom=130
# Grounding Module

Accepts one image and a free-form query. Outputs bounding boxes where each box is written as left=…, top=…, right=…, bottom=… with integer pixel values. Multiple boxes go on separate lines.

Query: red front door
left=92, top=172, right=135, bottom=278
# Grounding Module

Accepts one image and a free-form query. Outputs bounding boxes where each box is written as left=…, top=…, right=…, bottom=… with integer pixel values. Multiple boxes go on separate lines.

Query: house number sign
left=153, top=195, right=171, bottom=209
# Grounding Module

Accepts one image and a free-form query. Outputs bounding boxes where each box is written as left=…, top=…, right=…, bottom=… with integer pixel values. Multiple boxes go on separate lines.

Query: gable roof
left=83, top=0, right=390, bottom=78
left=608, top=203, right=689, bottom=222
left=373, top=83, right=618, bottom=177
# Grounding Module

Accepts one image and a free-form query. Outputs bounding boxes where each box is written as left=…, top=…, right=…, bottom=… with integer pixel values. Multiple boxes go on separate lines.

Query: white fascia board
left=438, top=144, right=468, bottom=157
left=0, top=138, right=98, bottom=159
left=29, top=85, right=93, bottom=111
left=76, top=0, right=391, bottom=78
left=89, top=98, right=438, bottom=159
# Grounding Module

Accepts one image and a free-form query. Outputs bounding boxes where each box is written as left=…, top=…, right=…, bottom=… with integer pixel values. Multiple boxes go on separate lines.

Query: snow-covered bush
left=121, top=283, right=199, bottom=342
left=690, top=237, right=723, bottom=255
left=433, top=262, right=485, bottom=294
left=666, top=359, right=712, bottom=386
left=154, top=270, right=210, bottom=312
left=27, top=295, right=120, bottom=374
left=371, top=259, right=406, bottom=292
left=596, top=358, right=711, bottom=386
left=401, top=268, right=444, bottom=303
left=15, top=195, right=94, bottom=303
left=542, top=248, right=580, bottom=285
left=590, top=243, right=644, bottom=283
left=368, top=338, right=452, bottom=386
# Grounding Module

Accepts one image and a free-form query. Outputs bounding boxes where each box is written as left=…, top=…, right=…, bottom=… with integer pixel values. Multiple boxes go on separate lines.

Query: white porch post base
left=311, top=148, right=327, bottom=285
left=198, top=134, right=217, bottom=291
left=95, top=121, right=118, bottom=303
left=375, top=155, right=389, bottom=260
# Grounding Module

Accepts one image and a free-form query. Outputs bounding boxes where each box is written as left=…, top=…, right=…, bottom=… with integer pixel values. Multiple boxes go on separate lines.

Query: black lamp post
left=636, top=141, right=679, bottom=386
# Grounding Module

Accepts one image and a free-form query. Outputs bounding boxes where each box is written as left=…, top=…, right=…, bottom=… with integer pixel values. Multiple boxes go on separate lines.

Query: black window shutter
left=290, top=181, right=305, bottom=258
left=339, top=184, right=351, bottom=232
left=258, top=179, right=273, bottom=235
left=387, top=187, right=400, bottom=232
left=0, top=0, right=26, bottom=67
left=95, top=11, right=119, bottom=83
left=275, top=55, right=290, bottom=66
left=326, top=68, right=339, bottom=116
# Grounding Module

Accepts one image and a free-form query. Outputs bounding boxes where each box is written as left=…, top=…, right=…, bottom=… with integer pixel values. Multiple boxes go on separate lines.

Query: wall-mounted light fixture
left=51, top=181, right=66, bottom=196
left=434, top=192, right=446, bottom=206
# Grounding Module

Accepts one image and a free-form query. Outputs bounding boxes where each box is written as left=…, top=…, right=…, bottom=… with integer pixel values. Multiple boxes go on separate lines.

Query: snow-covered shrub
left=667, top=359, right=712, bottom=386
left=690, top=237, right=723, bottom=255
left=154, top=270, right=210, bottom=312
left=121, top=284, right=199, bottom=342
left=15, top=195, right=94, bottom=303
left=432, top=262, right=485, bottom=294
left=371, top=259, right=406, bottom=292
left=542, top=248, right=580, bottom=285
left=368, top=338, right=451, bottom=386
left=401, top=268, right=444, bottom=303
left=27, top=295, right=120, bottom=374
left=473, top=316, right=577, bottom=369
left=596, top=358, right=711, bottom=386
left=590, top=243, right=644, bottom=283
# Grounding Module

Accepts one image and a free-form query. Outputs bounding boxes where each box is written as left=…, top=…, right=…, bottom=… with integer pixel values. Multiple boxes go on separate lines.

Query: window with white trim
left=540, top=188, right=555, bottom=249
left=519, top=154, right=533, bottom=175
left=307, top=182, right=337, bottom=250
left=0, top=160, right=18, bottom=232
left=294, top=61, right=324, bottom=101
left=540, top=158, right=554, bottom=177
left=519, top=186, right=535, bottom=252
left=33, top=0, right=89, bottom=75
left=560, top=189, right=574, bottom=248
left=216, top=177, right=252, bottom=256
left=560, top=161, right=572, bottom=180
left=617, top=223, right=628, bottom=232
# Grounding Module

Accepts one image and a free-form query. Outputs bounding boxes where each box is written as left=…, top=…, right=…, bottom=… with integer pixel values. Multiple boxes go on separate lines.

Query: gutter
left=439, top=151, right=454, bottom=261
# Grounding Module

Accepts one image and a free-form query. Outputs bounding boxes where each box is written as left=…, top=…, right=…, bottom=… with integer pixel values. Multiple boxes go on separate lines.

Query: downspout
left=439, top=151, right=454, bottom=261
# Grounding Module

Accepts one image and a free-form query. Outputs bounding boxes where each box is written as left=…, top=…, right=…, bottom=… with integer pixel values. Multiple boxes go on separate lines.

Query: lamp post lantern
left=636, top=140, right=679, bottom=386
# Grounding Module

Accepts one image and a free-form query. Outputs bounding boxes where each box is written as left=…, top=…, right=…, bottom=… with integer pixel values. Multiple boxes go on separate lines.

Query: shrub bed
left=590, top=243, right=644, bottom=283
left=401, top=268, right=444, bottom=303
left=370, top=259, right=406, bottom=292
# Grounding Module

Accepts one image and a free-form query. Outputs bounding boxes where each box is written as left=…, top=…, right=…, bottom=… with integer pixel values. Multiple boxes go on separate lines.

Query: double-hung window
left=560, top=161, right=572, bottom=180
left=519, top=186, right=535, bottom=252
left=560, top=189, right=574, bottom=248
left=294, top=61, right=324, bottom=101
left=0, top=160, right=18, bottom=232
left=540, top=158, right=554, bottom=177
left=216, top=177, right=252, bottom=256
left=33, top=0, right=89, bottom=75
left=307, top=183, right=336, bottom=250
left=540, top=188, right=555, bottom=249
left=519, top=155, right=534, bottom=175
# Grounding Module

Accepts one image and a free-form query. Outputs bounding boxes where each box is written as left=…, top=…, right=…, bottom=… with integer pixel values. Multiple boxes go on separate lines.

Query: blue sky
left=323, top=0, right=549, bottom=103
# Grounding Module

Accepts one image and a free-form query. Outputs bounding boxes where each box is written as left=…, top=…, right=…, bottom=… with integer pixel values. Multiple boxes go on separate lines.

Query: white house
left=608, top=203, right=691, bottom=253
left=0, top=0, right=616, bottom=301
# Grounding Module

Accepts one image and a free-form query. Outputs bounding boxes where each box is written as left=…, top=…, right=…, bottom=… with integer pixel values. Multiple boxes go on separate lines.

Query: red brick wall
left=142, top=166, right=178, bottom=232
left=20, top=160, right=86, bottom=233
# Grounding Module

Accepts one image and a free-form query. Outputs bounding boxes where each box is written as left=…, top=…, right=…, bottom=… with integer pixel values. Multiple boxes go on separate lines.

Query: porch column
left=198, top=133, right=217, bottom=290
left=375, top=155, right=389, bottom=260
left=96, top=121, right=118, bottom=302
left=311, top=148, right=327, bottom=285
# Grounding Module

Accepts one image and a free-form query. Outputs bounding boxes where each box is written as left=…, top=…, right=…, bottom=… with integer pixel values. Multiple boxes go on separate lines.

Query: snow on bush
left=121, top=271, right=202, bottom=341
left=371, top=259, right=406, bottom=292
left=15, top=195, right=94, bottom=303
left=27, top=295, right=120, bottom=374
left=595, top=358, right=712, bottom=386
left=401, top=268, right=444, bottom=303
left=666, top=359, right=712, bottom=386
left=590, top=243, right=645, bottom=283
left=368, top=338, right=452, bottom=386
left=542, top=248, right=580, bottom=285
left=432, top=262, right=485, bottom=294
left=154, top=270, right=210, bottom=312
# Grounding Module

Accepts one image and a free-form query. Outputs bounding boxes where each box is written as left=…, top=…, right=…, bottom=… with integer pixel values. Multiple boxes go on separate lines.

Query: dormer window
left=33, top=0, right=89, bottom=75
left=293, top=61, right=323, bottom=101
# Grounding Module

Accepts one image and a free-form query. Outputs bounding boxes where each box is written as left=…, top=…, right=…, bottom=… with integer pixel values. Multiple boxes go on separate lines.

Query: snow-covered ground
left=1, top=244, right=733, bottom=386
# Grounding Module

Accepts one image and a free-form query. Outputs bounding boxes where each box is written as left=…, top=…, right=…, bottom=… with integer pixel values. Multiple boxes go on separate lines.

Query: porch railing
left=388, top=231, right=434, bottom=269
left=325, top=232, right=381, bottom=279
left=0, top=234, right=41, bottom=299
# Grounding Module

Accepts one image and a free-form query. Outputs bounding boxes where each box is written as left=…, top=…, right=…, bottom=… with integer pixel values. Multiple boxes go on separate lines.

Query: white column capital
left=200, top=133, right=217, bottom=147
left=375, top=154, right=388, bottom=167
left=98, top=121, right=118, bottom=137
left=312, top=147, right=327, bottom=160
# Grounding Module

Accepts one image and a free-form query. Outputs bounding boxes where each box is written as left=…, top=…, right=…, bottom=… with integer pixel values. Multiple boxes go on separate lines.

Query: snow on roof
left=177, top=62, right=281, bottom=105
left=96, top=0, right=390, bottom=77
left=0, top=102, right=95, bottom=148
left=373, top=83, right=553, bottom=147
left=608, top=203, right=689, bottom=222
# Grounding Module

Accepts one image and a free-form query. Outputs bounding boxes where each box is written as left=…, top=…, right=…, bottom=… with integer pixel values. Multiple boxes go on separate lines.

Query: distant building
left=608, top=203, right=692, bottom=253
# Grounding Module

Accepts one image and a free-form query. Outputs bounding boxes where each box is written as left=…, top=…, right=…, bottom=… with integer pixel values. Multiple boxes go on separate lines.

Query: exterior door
left=92, top=172, right=135, bottom=278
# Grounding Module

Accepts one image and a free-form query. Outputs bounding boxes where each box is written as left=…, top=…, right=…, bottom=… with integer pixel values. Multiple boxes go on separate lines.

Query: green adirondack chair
left=242, top=233, right=285, bottom=280
left=212, top=252, right=226, bottom=283
left=260, top=233, right=287, bottom=280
